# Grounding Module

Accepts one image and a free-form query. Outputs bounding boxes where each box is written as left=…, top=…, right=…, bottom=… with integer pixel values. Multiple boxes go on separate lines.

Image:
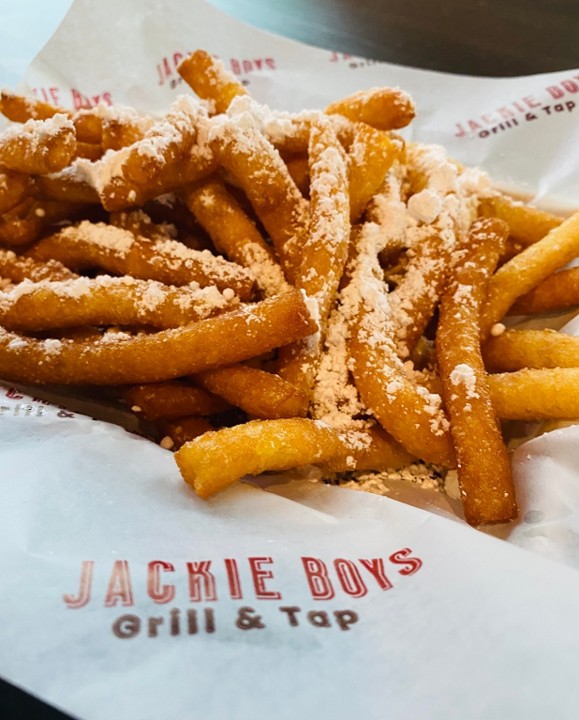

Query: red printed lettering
left=497, top=106, right=516, bottom=120
left=358, top=558, right=393, bottom=591
left=248, top=556, right=281, bottom=600
left=523, top=95, right=540, bottom=109
left=561, top=80, right=579, bottom=94
left=389, top=548, right=423, bottom=576
left=227, top=57, right=276, bottom=76
left=301, top=557, right=335, bottom=600
left=33, top=87, right=61, bottom=105
left=546, top=85, right=564, bottom=99
left=224, top=558, right=243, bottom=599
left=333, top=559, right=367, bottom=598
left=63, top=560, right=94, bottom=609
left=104, top=560, right=134, bottom=607
left=71, top=88, right=92, bottom=110
left=70, top=89, right=112, bottom=110
left=468, top=119, right=483, bottom=132
left=186, top=561, right=217, bottom=602
left=5, top=387, right=24, bottom=400
left=147, top=560, right=176, bottom=604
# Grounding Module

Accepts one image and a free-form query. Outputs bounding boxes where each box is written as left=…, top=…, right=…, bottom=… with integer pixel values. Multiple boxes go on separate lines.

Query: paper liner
left=1, top=0, right=579, bottom=716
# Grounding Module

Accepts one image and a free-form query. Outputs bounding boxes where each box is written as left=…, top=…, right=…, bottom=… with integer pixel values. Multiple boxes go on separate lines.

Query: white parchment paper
left=3, top=386, right=579, bottom=720
left=2, top=0, right=579, bottom=717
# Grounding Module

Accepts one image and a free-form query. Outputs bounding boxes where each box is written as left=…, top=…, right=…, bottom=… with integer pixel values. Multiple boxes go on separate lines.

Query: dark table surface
left=210, top=0, right=579, bottom=77
left=2, top=0, right=579, bottom=717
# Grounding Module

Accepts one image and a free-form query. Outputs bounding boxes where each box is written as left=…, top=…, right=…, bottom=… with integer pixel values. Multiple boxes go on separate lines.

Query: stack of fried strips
left=1, top=50, right=578, bottom=526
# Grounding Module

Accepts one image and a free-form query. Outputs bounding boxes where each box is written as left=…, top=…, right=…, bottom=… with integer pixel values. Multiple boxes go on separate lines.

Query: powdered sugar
left=59, top=221, right=135, bottom=254
left=237, top=243, right=290, bottom=297
left=0, top=113, right=73, bottom=143
left=336, top=461, right=446, bottom=494
left=407, top=188, right=443, bottom=224
left=449, top=363, right=480, bottom=399
left=43, top=338, right=63, bottom=355
left=490, top=322, right=506, bottom=337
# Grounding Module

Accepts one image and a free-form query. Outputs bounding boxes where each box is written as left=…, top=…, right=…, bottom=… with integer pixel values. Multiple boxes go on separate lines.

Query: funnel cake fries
left=0, top=275, right=239, bottom=331
left=0, top=48, right=576, bottom=526
left=0, top=115, right=76, bottom=175
left=436, top=218, right=517, bottom=526
left=29, top=221, right=255, bottom=298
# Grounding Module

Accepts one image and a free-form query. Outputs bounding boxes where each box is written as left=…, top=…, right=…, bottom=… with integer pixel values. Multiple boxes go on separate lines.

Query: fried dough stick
left=0, top=171, right=31, bottom=214
left=176, top=416, right=412, bottom=499
left=28, top=220, right=255, bottom=299
left=0, top=289, right=316, bottom=385
left=388, top=228, right=449, bottom=358
left=0, top=90, right=69, bottom=123
left=478, top=194, right=563, bottom=248
left=74, top=98, right=216, bottom=212
left=483, top=329, right=579, bottom=372
left=223, top=95, right=357, bottom=156
left=34, top=172, right=100, bottom=204
left=437, top=217, right=517, bottom=526
left=348, top=325, right=455, bottom=467
left=0, top=115, right=76, bottom=174
left=114, top=96, right=200, bottom=186
left=157, top=417, right=213, bottom=449
left=183, top=177, right=290, bottom=297
left=0, top=276, right=238, bottom=331
left=208, top=116, right=309, bottom=283
left=0, top=249, right=76, bottom=283
left=100, top=113, right=152, bottom=151
left=488, top=368, right=579, bottom=420
left=175, top=418, right=344, bottom=498
left=390, top=141, right=482, bottom=359
left=346, top=206, right=455, bottom=468
left=322, top=425, right=414, bottom=473
left=0, top=198, right=87, bottom=247
left=509, top=267, right=579, bottom=315
left=124, top=381, right=230, bottom=420
left=177, top=50, right=248, bottom=115
left=0, top=90, right=103, bottom=143
left=326, top=87, right=416, bottom=131
left=347, top=124, right=401, bottom=221
left=277, top=117, right=350, bottom=394
left=480, top=210, right=579, bottom=337
left=1, top=89, right=158, bottom=152
left=195, top=364, right=309, bottom=420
